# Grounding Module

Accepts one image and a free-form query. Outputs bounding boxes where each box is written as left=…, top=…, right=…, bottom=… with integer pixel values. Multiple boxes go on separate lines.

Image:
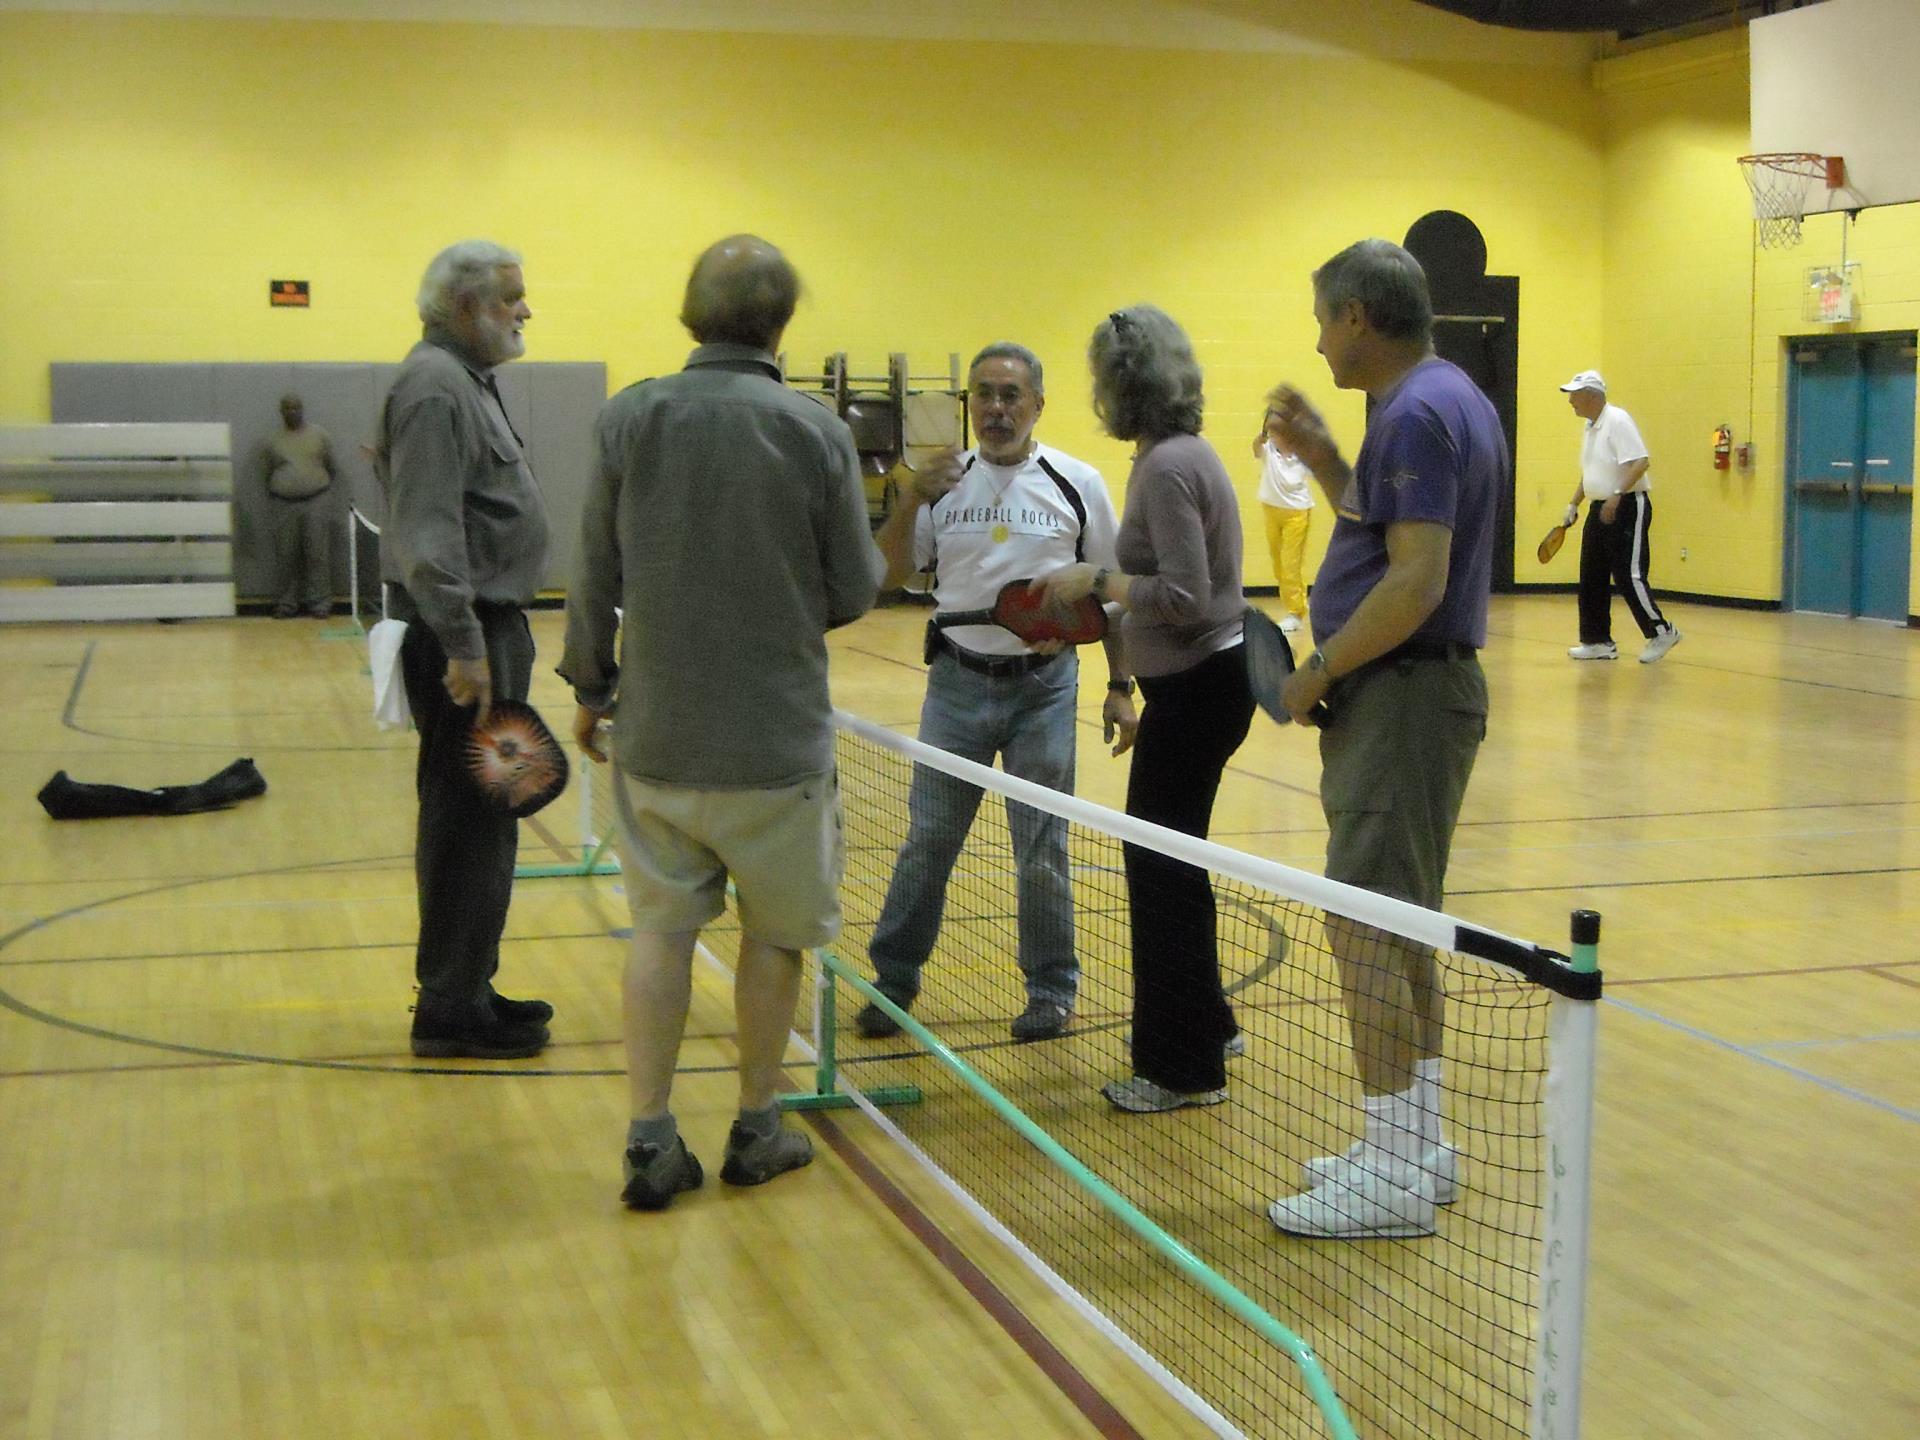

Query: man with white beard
left=378, top=240, right=554, bottom=1059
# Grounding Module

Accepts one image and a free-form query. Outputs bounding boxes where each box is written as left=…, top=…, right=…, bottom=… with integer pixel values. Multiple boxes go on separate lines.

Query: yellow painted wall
left=0, top=11, right=1605, bottom=588
left=1596, top=29, right=1920, bottom=617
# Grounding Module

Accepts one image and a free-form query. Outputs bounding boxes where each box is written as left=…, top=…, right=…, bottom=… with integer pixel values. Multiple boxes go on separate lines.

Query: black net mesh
left=829, top=720, right=1555, bottom=1440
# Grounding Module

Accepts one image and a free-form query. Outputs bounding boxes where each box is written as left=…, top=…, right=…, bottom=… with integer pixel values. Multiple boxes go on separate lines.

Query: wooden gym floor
left=0, top=594, right=1914, bottom=1439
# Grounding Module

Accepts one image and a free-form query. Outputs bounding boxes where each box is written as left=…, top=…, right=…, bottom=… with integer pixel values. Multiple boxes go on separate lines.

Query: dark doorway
left=1403, top=212, right=1520, bottom=590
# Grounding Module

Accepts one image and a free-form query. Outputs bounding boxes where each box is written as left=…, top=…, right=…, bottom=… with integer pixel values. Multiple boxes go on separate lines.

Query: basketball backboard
left=1750, top=0, right=1920, bottom=213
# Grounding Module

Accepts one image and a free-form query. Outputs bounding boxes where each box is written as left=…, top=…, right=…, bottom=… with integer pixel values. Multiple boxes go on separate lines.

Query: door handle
left=1793, top=480, right=1852, bottom=493
left=1860, top=482, right=1912, bottom=497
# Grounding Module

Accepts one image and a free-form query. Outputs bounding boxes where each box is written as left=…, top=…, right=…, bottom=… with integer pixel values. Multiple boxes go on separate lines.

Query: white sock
left=1362, top=1087, right=1423, bottom=1168
left=1413, top=1057, right=1445, bottom=1152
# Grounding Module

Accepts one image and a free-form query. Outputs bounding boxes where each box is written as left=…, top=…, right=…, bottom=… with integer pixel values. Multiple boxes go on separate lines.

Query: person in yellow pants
left=1253, top=401, right=1314, bottom=631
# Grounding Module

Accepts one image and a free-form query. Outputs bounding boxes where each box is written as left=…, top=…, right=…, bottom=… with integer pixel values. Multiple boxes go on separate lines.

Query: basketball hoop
left=1737, top=154, right=1847, bottom=249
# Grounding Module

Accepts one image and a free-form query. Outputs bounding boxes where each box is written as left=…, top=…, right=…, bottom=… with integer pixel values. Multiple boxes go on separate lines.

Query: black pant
left=1578, top=492, right=1669, bottom=644
left=1123, top=644, right=1256, bottom=1092
left=398, top=602, right=535, bottom=1020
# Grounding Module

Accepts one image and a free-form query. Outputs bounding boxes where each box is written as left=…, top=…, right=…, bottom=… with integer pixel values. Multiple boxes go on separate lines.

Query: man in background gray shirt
left=379, top=239, right=553, bottom=1061
left=559, top=235, right=875, bottom=1211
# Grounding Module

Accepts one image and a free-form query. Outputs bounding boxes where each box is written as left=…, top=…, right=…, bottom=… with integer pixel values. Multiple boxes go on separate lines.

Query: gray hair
left=1311, top=239, right=1433, bottom=345
left=416, top=239, right=522, bottom=327
left=969, top=342, right=1044, bottom=396
left=1088, top=305, right=1204, bottom=442
left=680, top=234, right=800, bottom=348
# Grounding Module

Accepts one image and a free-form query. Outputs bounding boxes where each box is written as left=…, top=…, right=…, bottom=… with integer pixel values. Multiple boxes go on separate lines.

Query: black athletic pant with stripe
left=1578, top=491, right=1670, bottom=645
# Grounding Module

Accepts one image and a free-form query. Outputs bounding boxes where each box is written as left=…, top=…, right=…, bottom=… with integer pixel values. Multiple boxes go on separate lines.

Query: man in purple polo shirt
left=1264, top=238, right=1504, bottom=1240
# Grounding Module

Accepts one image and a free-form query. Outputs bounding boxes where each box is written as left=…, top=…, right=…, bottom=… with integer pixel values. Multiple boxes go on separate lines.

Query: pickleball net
left=814, top=709, right=1600, bottom=1440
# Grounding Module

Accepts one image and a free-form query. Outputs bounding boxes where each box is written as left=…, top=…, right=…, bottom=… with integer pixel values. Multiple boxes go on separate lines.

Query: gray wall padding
left=51, top=361, right=607, bottom=602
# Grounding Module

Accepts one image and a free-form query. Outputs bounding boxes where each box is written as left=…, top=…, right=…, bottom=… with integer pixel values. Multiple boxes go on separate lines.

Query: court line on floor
left=1450, top=862, right=1920, bottom=896
left=1602, top=996, right=1919, bottom=1125
left=1494, top=626, right=1920, bottom=703
left=808, top=1112, right=1148, bottom=1440
left=1749, top=1030, right=1920, bottom=1051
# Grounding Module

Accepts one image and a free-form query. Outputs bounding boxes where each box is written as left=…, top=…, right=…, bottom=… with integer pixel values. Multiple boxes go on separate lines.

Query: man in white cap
left=1558, top=370, right=1680, bottom=663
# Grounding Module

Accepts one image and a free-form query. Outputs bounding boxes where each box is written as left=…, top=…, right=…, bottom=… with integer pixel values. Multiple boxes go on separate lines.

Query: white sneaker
left=1279, top=614, right=1302, bottom=634
left=1568, top=641, right=1618, bottom=661
left=1101, top=1076, right=1228, bottom=1113
left=1302, top=1140, right=1460, bottom=1205
left=1639, top=627, right=1682, bottom=664
left=1268, top=1165, right=1437, bottom=1239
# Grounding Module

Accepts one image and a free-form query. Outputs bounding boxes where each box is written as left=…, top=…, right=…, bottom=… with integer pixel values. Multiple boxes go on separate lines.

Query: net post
left=779, top=948, right=922, bottom=1113
left=1532, top=908, right=1602, bottom=1440
left=514, top=757, right=619, bottom=878
left=322, top=507, right=369, bottom=639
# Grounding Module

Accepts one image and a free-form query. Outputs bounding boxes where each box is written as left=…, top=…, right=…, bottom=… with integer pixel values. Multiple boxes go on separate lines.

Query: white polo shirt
left=1580, top=403, right=1653, bottom=500
left=913, top=442, right=1119, bottom=658
left=1257, top=440, right=1313, bottom=510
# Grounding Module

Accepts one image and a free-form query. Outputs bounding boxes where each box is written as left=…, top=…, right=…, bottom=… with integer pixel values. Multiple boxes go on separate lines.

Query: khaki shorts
left=1318, top=653, right=1487, bottom=912
left=612, top=768, right=846, bottom=949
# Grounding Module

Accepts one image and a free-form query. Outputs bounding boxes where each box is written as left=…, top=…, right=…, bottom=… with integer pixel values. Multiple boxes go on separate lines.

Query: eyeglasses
left=968, top=385, right=1032, bottom=408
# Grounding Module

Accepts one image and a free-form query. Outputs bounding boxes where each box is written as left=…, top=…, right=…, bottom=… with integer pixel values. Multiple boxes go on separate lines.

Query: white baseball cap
left=1558, top=369, right=1606, bottom=393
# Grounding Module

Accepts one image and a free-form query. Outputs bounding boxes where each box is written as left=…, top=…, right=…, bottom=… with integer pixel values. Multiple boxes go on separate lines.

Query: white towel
left=367, top=618, right=412, bottom=731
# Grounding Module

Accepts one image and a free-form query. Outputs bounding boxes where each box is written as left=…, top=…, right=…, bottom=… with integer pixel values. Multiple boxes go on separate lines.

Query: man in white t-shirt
left=1252, top=401, right=1315, bottom=631
left=861, top=342, right=1135, bottom=1043
left=1558, top=370, right=1681, bottom=663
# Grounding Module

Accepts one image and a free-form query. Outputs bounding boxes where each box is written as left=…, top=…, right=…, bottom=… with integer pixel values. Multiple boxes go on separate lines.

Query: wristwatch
left=1305, top=650, right=1329, bottom=675
left=1091, top=567, right=1111, bottom=601
left=1107, top=677, right=1135, bottom=697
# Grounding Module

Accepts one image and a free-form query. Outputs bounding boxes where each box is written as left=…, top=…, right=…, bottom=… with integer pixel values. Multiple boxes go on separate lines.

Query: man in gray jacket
left=380, top=239, right=553, bottom=1060
left=559, top=235, right=876, bottom=1211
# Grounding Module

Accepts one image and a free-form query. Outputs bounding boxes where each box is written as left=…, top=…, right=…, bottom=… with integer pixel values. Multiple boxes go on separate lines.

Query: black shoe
left=489, top=991, right=554, bottom=1025
left=409, top=1011, right=548, bottom=1059
left=854, top=999, right=907, bottom=1038
left=622, top=1136, right=704, bottom=1211
left=1011, top=999, right=1071, bottom=1043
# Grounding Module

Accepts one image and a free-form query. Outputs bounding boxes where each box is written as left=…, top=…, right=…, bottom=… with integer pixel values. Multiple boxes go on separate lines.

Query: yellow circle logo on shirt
left=991, top=523, right=1010, bottom=544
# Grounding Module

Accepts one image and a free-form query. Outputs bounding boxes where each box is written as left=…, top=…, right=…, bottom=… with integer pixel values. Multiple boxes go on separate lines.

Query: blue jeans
left=868, top=650, right=1080, bottom=1009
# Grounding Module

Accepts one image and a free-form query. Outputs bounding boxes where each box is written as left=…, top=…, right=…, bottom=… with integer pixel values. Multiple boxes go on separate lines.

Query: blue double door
left=1785, top=334, right=1915, bottom=620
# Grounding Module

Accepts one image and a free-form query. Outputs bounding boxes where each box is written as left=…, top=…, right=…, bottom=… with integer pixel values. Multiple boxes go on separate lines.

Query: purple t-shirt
left=1309, top=358, right=1504, bottom=649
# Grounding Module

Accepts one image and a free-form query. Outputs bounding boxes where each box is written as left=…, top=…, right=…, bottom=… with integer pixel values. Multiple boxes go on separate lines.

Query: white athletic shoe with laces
left=1303, top=1140, right=1460, bottom=1205
left=1568, top=641, right=1618, bottom=661
left=1639, top=627, right=1682, bottom=664
left=1101, top=1076, right=1228, bottom=1113
left=1268, top=1162, right=1438, bottom=1239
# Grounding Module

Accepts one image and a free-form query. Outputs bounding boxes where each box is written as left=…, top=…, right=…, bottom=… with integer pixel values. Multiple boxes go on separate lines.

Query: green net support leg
left=781, top=954, right=921, bottom=1112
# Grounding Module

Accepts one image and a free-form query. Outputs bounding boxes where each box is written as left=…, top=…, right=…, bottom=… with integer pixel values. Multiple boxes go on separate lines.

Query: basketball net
left=1738, top=153, right=1846, bottom=250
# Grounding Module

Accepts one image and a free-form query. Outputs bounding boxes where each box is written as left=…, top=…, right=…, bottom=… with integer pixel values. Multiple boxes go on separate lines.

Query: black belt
left=947, top=647, right=1057, bottom=679
left=1358, top=638, right=1476, bottom=673
left=939, top=638, right=1058, bottom=679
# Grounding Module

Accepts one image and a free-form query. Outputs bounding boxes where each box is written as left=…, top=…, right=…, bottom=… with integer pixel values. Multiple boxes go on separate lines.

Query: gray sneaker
left=621, top=1135, right=704, bottom=1211
left=1101, top=1076, right=1229, bottom=1113
left=854, top=999, right=907, bottom=1038
left=1011, top=998, right=1071, bottom=1042
left=720, top=1121, right=815, bottom=1187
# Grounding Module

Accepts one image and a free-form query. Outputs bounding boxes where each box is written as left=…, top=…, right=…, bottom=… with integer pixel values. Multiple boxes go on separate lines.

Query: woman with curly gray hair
left=1035, top=305, right=1254, bottom=1113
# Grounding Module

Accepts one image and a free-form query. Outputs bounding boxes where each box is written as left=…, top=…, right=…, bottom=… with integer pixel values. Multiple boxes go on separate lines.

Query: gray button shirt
left=378, top=327, right=551, bottom=659
left=558, top=344, right=877, bottom=789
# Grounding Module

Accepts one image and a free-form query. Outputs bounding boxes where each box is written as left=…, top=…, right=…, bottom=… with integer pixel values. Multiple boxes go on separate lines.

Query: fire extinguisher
left=1713, top=424, right=1732, bottom=471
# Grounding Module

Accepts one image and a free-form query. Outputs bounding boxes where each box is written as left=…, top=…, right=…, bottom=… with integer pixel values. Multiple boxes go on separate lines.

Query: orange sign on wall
left=270, top=280, right=310, bottom=308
